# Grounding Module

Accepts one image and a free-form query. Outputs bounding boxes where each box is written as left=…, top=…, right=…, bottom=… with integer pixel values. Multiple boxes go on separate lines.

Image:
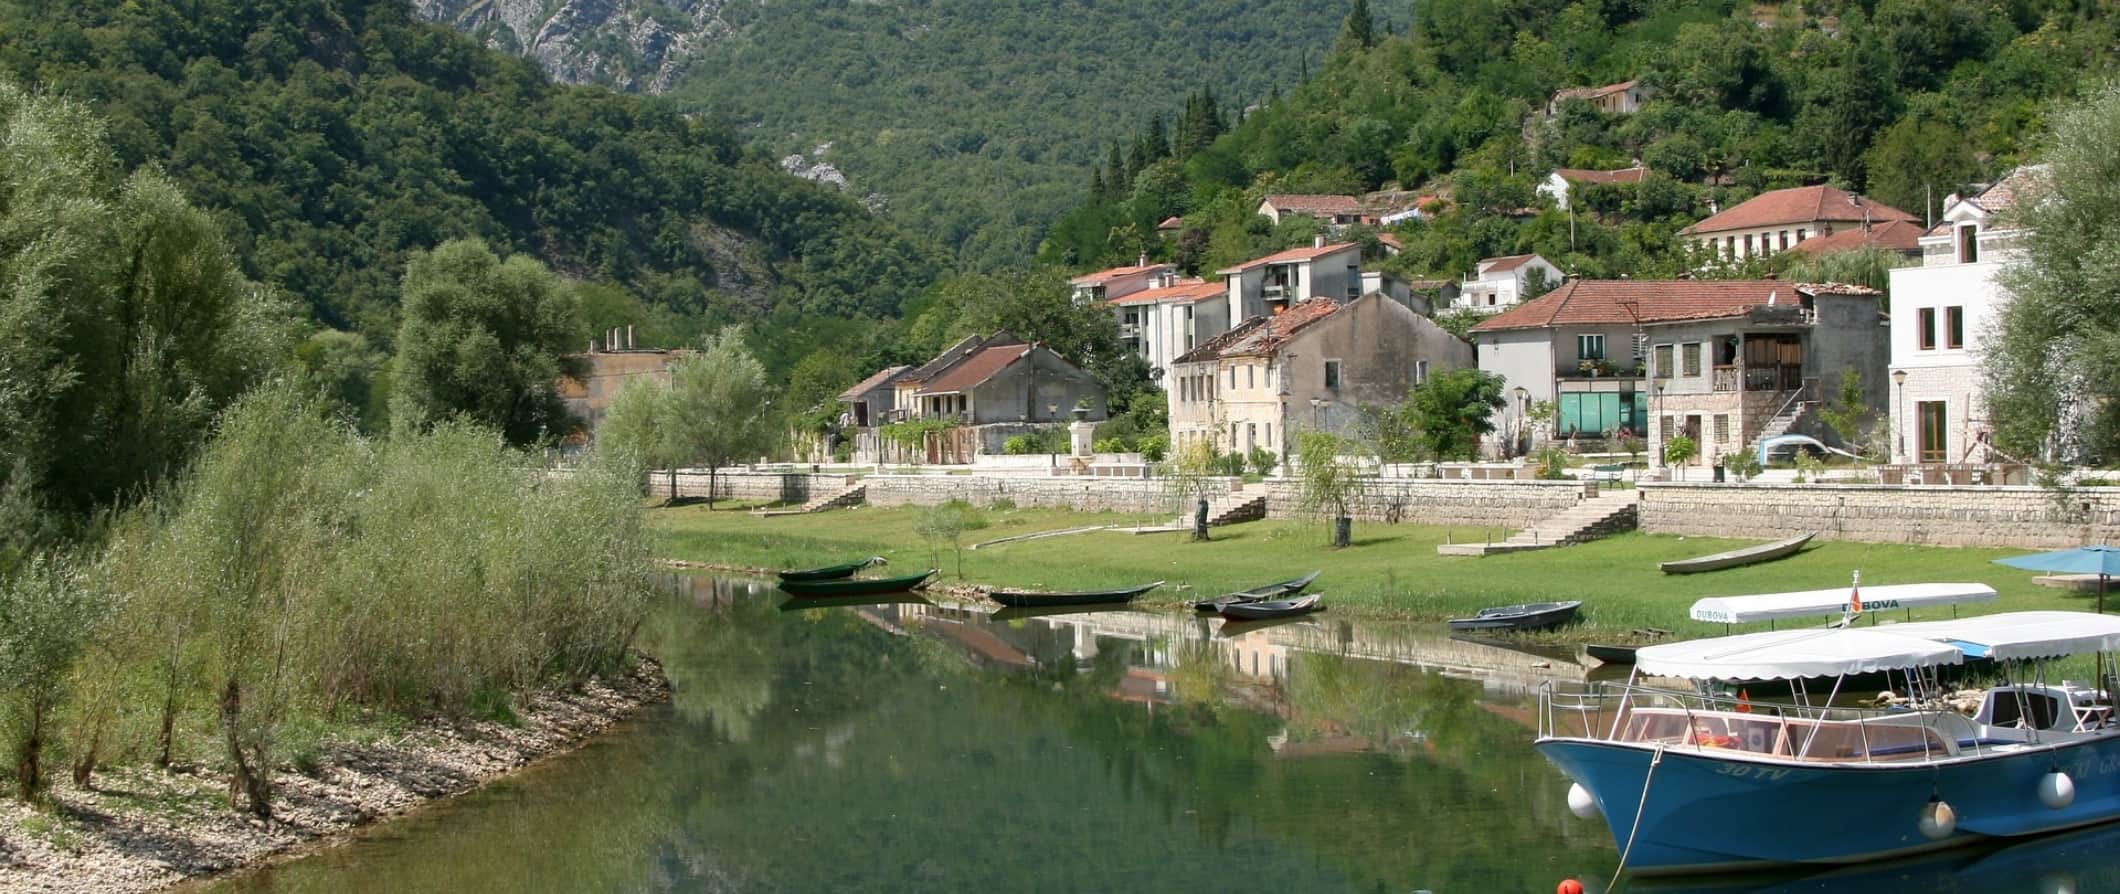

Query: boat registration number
left=1713, top=763, right=1794, bottom=781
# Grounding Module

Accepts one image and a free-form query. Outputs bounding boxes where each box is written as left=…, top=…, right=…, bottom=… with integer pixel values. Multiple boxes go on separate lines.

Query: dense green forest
left=0, top=0, right=943, bottom=362
left=1045, top=0, right=2120, bottom=286
left=654, top=0, right=1396, bottom=271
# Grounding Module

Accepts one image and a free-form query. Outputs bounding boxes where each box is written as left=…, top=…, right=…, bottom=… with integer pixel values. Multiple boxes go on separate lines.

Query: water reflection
left=199, top=575, right=2120, bottom=893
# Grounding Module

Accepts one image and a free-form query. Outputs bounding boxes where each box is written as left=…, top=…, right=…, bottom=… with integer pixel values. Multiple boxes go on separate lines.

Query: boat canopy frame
left=1688, top=583, right=1997, bottom=625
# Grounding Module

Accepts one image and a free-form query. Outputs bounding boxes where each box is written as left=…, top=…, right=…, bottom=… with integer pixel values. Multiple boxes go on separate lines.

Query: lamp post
left=1652, top=382, right=1666, bottom=474
left=1891, top=369, right=1907, bottom=463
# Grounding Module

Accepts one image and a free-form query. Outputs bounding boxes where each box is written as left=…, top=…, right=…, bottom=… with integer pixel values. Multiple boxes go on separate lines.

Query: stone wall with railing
left=1638, top=481, right=2120, bottom=548
left=1259, top=478, right=1588, bottom=528
left=865, top=474, right=1240, bottom=514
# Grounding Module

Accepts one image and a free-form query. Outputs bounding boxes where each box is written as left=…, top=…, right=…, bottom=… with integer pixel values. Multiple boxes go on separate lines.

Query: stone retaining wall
left=1258, top=479, right=1588, bottom=528
left=865, top=475, right=1242, bottom=514
left=660, top=470, right=855, bottom=502
left=1639, top=482, right=2120, bottom=548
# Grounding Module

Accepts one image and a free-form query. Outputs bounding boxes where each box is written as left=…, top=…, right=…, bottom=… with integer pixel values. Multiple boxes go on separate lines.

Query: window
left=1247, top=365, right=1255, bottom=389
left=1778, top=230, right=1789, bottom=251
left=1633, top=333, right=1648, bottom=362
left=1246, top=422, right=1256, bottom=451
left=1266, top=364, right=1276, bottom=390
left=1946, top=306, right=1964, bottom=350
left=1744, top=234, right=1755, bottom=256
left=1796, top=228, right=1808, bottom=242
left=1346, top=264, right=1360, bottom=299
left=1660, top=414, right=1675, bottom=441
left=1918, top=401, right=1948, bottom=463
left=1653, top=344, right=1674, bottom=379
left=1682, top=343, right=1701, bottom=377
left=1228, top=367, right=1236, bottom=389
left=1264, top=423, right=1272, bottom=448
left=1180, top=377, right=1189, bottom=403
left=1230, top=422, right=1239, bottom=446
left=1725, top=235, right=1736, bottom=257
left=1415, top=359, right=1429, bottom=384
left=1324, top=359, right=1342, bottom=389
left=1577, top=334, right=1606, bottom=361
left=1918, top=308, right=1937, bottom=350
left=1714, top=414, right=1729, bottom=444
left=1957, top=225, right=1979, bottom=264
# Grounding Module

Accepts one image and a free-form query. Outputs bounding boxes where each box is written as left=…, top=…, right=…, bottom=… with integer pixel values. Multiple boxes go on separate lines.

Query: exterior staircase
left=1172, top=483, right=1268, bottom=528
left=1436, top=489, right=1639, bottom=556
left=1749, top=399, right=1814, bottom=448
left=752, top=482, right=867, bottom=517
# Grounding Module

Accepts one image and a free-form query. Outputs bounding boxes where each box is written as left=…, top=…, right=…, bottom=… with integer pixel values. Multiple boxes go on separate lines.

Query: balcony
left=1744, top=364, right=1804, bottom=392
left=1118, top=323, right=1140, bottom=339
left=1712, top=365, right=1737, bottom=392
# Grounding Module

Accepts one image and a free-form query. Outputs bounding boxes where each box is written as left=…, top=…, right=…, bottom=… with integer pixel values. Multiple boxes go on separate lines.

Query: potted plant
left=1578, top=359, right=1597, bottom=377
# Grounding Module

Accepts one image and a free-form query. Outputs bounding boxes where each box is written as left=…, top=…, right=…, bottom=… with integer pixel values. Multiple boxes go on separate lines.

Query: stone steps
left=752, top=483, right=867, bottom=517
left=1436, top=490, right=1639, bottom=556
left=1172, top=485, right=1269, bottom=528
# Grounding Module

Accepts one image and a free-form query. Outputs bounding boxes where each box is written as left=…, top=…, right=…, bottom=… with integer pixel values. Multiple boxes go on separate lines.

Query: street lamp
left=1652, top=382, right=1666, bottom=473
left=1891, top=369, right=1908, bottom=462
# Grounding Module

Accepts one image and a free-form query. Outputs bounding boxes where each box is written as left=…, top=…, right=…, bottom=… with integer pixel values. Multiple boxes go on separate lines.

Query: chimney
left=1313, top=234, right=1327, bottom=249
left=1138, top=251, right=1149, bottom=267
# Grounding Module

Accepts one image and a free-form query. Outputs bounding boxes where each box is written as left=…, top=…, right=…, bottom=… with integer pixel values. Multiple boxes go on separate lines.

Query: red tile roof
left=1263, top=194, right=1361, bottom=215
left=1217, top=242, right=1361, bottom=274
left=1787, top=219, right=1925, bottom=256
left=1070, top=262, right=1174, bottom=287
left=916, top=344, right=1032, bottom=395
left=1924, top=165, right=2049, bottom=236
left=1157, top=215, right=1185, bottom=229
left=1377, top=233, right=1404, bottom=251
left=1554, top=165, right=1649, bottom=185
left=1174, top=298, right=1343, bottom=363
left=838, top=365, right=911, bottom=401
left=1553, top=79, right=1639, bottom=101
left=1471, top=280, right=1795, bottom=332
left=1105, top=278, right=1224, bottom=306
left=1682, top=185, right=1915, bottom=235
left=1481, top=254, right=1542, bottom=273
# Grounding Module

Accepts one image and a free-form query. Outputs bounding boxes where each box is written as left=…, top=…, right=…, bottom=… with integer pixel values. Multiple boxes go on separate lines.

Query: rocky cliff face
left=416, top=0, right=743, bottom=93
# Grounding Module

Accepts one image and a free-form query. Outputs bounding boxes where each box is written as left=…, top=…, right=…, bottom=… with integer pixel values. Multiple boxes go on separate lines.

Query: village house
left=1784, top=218, right=1927, bottom=261
left=875, top=332, right=1106, bottom=426
left=1256, top=194, right=1365, bottom=226
left=559, top=326, right=688, bottom=437
left=1537, top=165, right=1649, bottom=211
left=1546, top=79, right=1650, bottom=116
left=1454, top=253, right=1564, bottom=314
left=1156, top=216, right=1185, bottom=239
left=1069, top=257, right=1175, bottom=304
left=1102, top=272, right=1230, bottom=377
left=837, top=364, right=912, bottom=428
left=1887, top=166, right=2044, bottom=467
left=1166, top=293, right=1473, bottom=463
left=1680, top=185, right=1917, bottom=262
left=1218, top=237, right=1365, bottom=321
left=1472, top=280, right=1886, bottom=467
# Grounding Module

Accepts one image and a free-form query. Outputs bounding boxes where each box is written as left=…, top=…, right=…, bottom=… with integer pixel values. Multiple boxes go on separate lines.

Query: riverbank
left=0, top=658, right=669, bottom=894
left=653, top=503, right=2084, bottom=635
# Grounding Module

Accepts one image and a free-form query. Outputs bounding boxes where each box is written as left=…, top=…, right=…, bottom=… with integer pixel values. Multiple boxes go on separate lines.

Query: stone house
left=837, top=365, right=912, bottom=428
left=1218, top=237, right=1365, bottom=321
left=1470, top=279, right=1882, bottom=462
left=1537, top=165, right=1648, bottom=212
left=904, top=338, right=1106, bottom=426
left=1256, top=194, right=1364, bottom=226
left=1546, top=79, right=1650, bottom=116
left=1887, top=166, right=2044, bottom=465
left=1069, top=257, right=1174, bottom=304
left=559, top=327, right=689, bottom=438
left=1103, top=272, right=1229, bottom=378
left=1680, top=185, right=1917, bottom=263
left=1454, top=253, right=1564, bottom=314
left=1167, top=293, right=1474, bottom=463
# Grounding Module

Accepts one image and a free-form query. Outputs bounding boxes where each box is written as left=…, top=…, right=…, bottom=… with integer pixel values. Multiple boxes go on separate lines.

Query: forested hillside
left=425, top=0, right=1392, bottom=271
left=1046, top=0, right=2119, bottom=288
left=0, top=0, right=942, bottom=359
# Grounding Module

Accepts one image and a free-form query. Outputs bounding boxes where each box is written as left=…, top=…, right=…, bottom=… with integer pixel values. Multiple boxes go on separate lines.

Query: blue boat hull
left=1538, top=734, right=2120, bottom=873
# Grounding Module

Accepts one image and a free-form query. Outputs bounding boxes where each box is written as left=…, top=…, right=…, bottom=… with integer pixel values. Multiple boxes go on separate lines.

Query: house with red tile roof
left=1681, top=185, right=1916, bottom=262
left=1069, top=256, right=1175, bottom=303
left=1455, top=254, right=1564, bottom=313
left=838, top=364, right=913, bottom=428
left=1784, top=219, right=1926, bottom=259
left=1546, top=79, right=1650, bottom=116
left=1257, top=194, right=1364, bottom=226
left=1101, top=272, right=1230, bottom=376
left=1167, top=293, right=1472, bottom=462
left=1537, top=165, right=1650, bottom=211
left=877, top=332, right=1104, bottom=428
left=1218, top=236, right=1366, bottom=320
left=1470, top=279, right=1885, bottom=464
left=1887, top=165, right=2047, bottom=466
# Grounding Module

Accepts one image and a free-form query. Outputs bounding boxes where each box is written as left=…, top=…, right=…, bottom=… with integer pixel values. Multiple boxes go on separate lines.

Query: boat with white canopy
left=1537, top=610, right=2120, bottom=875
left=1689, top=582, right=1997, bottom=626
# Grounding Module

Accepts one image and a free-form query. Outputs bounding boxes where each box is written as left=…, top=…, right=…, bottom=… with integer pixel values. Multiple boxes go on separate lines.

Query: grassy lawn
left=650, top=503, right=2085, bottom=638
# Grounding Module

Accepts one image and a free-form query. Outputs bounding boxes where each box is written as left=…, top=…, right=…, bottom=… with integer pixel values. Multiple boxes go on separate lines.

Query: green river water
left=199, top=576, right=2120, bottom=893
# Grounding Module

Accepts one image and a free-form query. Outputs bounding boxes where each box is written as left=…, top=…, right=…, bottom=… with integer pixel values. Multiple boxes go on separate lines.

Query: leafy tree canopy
left=390, top=239, right=585, bottom=446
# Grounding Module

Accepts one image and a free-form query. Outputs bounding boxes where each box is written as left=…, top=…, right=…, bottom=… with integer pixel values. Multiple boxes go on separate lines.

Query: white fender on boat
left=2040, top=869, right=2078, bottom=894
left=1567, top=782, right=1601, bottom=820
left=2040, top=771, right=2076, bottom=810
left=1918, top=798, right=1956, bottom=840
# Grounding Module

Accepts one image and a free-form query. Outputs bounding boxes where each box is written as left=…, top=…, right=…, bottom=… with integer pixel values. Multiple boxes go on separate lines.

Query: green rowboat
left=779, top=569, right=935, bottom=596
left=777, top=556, right=885, bottom=582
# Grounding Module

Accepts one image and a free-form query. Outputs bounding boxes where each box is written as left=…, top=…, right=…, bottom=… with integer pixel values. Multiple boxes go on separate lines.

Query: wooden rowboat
left=1445, top=600, right=1581, bottom=632
left=987, top=581, right=1164, bottom=608
left=1190, top=571, right=1321, bottom=612
left=1659, top=532, right=1815, bottom=575
left=1219, top=594, right=1323, bottom=621
left=778, top=570, right=935, bottom=596
left=777, top=556, right=884, bottom=582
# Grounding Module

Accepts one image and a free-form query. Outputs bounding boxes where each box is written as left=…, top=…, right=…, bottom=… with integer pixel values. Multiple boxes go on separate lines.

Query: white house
left=1103, top=273, right=1230, bottom=379
left=1454, top=254, right=1563, bottom=314
left=1546, top=80, right=1650, bottom=116
left=1537, top=166, right=1648, bottom=211
left=1680, top=185, right=1917, bottom=263
left=1069, top=258, right=1174, bottom=304
left=1217, top=237, right=1365, bottom=321
left=1885, top=166, right=2044, bottom=466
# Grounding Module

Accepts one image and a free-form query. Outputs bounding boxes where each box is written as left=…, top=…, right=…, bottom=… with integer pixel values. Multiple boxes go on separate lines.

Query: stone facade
left=1639, top=482, right=2120, bottom=548
left=660, top=471, right=854, bottom=502
left=1259, top=479, right=1587, bottom=527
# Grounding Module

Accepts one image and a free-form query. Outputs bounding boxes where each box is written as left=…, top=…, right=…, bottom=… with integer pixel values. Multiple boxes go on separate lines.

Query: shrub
left=1211, top=451, right=1247, bottom=476
left=1725, top=451, right=1764, bottom=481
left=1139, top=433, right=1169, bottom=462
left=1247, top=447, right=1278, bottom=477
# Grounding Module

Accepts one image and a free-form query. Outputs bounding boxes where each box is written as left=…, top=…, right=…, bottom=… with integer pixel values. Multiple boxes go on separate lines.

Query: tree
left=1337, top=0, right=1375, bottom=53
left=0, top=556, right=104, bottom=801
left=915, top=501, right=985, bottom=579
left=597, top=376, right=683, bottom=501
left=666, top=328, right=775, bottom=509
left=1817, top=371, right=1875, bottom=457
left=390, top=239, right=586, bottom=447
left=1663, top=434, right=1698, bottom=480
left=1990, top=85, right=2120, bottom=465
left=1295, top=431, right=1363, bottom=548
left=1407, top=369, right=1508, bottom=461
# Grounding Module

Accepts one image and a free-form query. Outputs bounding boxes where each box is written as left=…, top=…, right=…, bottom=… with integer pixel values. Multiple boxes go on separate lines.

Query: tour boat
left=1536, top=611, right=2120, bottom=875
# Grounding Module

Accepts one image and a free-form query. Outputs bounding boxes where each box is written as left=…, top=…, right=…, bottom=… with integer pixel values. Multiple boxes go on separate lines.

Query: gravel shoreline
left=0, top=657, right=669, bottom=893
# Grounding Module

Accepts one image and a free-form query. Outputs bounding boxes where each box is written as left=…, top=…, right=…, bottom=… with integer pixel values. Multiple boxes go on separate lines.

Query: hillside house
left=1785, top=218, right=1926, bottom=260
left=1069, top=258, right=1175, bottom=303
left=1167, top=293, right=1473, bottom=463
left=838, top=365, right=912, bottom=428
left=1454, top=254, right=1564, bottom=314
left=1257, top=194, right=1364, bottom=226
left=1887, top=166, right=2044, bottom=466
left=560, top=328, right=688, bottom=438
left=1218, top=237, right=1365, bottom=320
left=1537, top=166, right=1649, bottom=211
left=1681, top=185, right=1916, bottom=262
left=1103, top=272, right=1230, bottom=377
left=1546, top=80, right=1650, bottom=116
left=1471, top=280, right=1885, bottom=466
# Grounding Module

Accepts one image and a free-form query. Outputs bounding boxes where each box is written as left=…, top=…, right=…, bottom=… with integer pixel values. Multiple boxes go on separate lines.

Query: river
left=199, top=575, right=2120, bottom=893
